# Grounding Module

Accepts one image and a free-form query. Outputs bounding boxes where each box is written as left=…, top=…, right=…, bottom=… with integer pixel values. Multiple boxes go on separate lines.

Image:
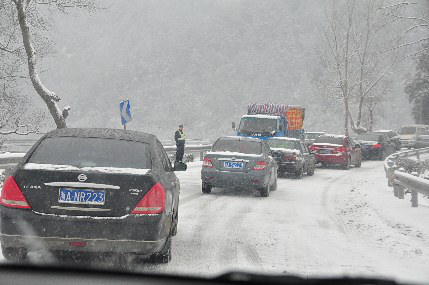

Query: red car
left=309, top=134, right=362, bottom=170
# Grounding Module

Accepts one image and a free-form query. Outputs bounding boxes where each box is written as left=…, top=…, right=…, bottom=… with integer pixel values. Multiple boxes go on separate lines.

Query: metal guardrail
left=0, top=144, right=213, bottom=170
left=384, top=147, right=429, bottom=207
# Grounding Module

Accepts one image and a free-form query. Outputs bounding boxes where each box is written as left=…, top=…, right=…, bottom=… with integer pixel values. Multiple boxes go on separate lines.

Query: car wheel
left=1, top=246, right=27, bottom=263
left=259, top=179, right=270, bottom=197
left=307, top=163, right=315, bottom=176
left=342, top=157, right=350, bottom=170
left=271, top=174, right=277, bottom=191
left=355, top=158, right=362, bottom=168
left=378, top=150, right=386, bottom=161
left=150, top=238, right=171, bottom=264
left=295, top=167, right=303, bottom=179
left=202, top=183, right=212, bottom=194
left=171, top=208, right=178, bottom=236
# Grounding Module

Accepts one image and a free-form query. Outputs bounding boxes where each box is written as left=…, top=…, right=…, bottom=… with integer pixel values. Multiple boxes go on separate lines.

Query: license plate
left=59, top=188, right=105, bottom=205
left=224, top=161, right=244, bottom=169
left=320, top=149, right=331, bottom=154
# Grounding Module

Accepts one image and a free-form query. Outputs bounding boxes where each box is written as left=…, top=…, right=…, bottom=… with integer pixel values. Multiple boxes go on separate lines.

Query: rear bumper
left=361, top=148, right=382, bottom=158
left=275, top=159, right=302, bottom=172
left=0, top=234, right=166, bottom=255
left=314, top=154, right=347, bottom=165
left=415, top=141, right=429, bottom=148
left=400, top=140, right=415, bottom=147
left=0, top=206, right=171, bottom=255
left=201, top=168, right=270, bottom=189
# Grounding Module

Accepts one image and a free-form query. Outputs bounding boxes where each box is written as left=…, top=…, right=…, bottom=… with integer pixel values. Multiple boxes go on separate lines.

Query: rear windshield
left=314, top=136, right=344, bottom=145
left=356, top=133, right=382, bottom=142
left=305, top=133, right=323, bottom=140
left=267, top=139, right=299, bottom=150
left=28, top=137, right=151, bottom=169
left=400, top=126, right=416, bottom=135
left=212, top=139, right=262, bottom=154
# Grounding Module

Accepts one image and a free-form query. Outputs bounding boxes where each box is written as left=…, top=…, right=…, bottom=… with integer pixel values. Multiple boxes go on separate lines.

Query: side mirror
left=232, top=122, right=236, bottom=131
left=173, top=161, right=187, bottom=171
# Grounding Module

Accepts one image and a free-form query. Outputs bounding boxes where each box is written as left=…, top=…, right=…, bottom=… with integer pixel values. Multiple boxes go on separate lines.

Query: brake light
left=131, top=182, right=165, bottom=215
left=0, top=176, right=31, bottom=209
left=333, top=146, right=346, bottom=153
left=202, top=157, right=213, bottom=168
left=253, top=161, right=267, bottom=170
left=371, top=144, right=381, bottom=149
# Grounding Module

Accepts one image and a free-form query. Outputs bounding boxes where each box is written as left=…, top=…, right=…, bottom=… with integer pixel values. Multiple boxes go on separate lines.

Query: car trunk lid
left=15, top=164, right=156, bottom=217
left=205, top=151, right=264, bottom=172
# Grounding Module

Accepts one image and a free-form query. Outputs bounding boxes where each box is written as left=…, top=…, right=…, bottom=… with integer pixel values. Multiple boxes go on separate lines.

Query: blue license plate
left=59, top=188, right=105, bottom=205
left=224, top=161, right=244, bottom=169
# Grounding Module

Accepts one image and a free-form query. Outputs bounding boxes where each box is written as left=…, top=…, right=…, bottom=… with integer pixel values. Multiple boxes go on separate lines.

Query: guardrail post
left=411, top=190, right=418, bottom=207
left=393, top=183, right=405, bottom=199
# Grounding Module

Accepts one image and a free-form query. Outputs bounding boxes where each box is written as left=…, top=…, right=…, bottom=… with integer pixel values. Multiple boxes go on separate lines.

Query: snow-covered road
left=150, top=161, right=429, bottom=283
left=1, top=161, right=429, bottom=283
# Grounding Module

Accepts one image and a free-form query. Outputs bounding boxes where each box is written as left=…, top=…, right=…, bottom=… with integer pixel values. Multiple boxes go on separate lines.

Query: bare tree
left=318, top=0, right=420, bottom=135
left=3, top=0, right=98, bottom=129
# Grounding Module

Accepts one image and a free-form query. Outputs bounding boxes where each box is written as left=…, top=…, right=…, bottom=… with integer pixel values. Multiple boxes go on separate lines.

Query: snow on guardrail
left=384, top=147, right=429, bottom=207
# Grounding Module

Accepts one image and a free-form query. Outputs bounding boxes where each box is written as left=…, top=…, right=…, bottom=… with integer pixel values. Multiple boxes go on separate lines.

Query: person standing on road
left=175, top=124, right=186, bottom=162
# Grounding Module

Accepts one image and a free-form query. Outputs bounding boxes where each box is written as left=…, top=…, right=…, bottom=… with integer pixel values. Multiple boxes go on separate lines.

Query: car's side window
left=156, top=141, right=172, bottom=172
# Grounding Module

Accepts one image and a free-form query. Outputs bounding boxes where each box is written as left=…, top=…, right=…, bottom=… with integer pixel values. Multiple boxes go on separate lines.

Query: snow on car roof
left=305, top=131, right=326, bottom=134
left=45, top=128, right=156, bottom=143
left=374, top=130, right=393, bottom=133
left=221, top=136, right=262, bottom=142
left=23, top=163, right=151, bottom=175
left=267, top=137, right=300, bottom=141
left=320, top=134, right=346, bottom=138
left=241, top=114, right=281, bottom=119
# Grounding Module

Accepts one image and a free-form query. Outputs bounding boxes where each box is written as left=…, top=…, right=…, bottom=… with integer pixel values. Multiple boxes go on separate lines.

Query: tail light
left=202, top=157, right=213, bottom=168
left=333, top=146, right=346, bottom=153
left=253, top=161, right=267, bottom=170
left=309, top=145, right=317, bottom=152
left=371, top=144, right=381, bottom=149
left=0, top=176, right=31, bottom=209
left=131, top=182, right=165, bottom=215
left=283, top=154, right=296, bottom=161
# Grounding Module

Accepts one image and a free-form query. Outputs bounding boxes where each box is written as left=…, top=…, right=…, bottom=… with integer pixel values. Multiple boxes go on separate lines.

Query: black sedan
left=0, top=128, right=185, bottom=263
left=355, top=132, right=396, bottom=160
left=267, top=137, right=316, bottom=179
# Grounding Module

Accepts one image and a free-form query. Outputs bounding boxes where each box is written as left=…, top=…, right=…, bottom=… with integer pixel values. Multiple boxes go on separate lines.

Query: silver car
left=201, top=136, right=277, bottom=197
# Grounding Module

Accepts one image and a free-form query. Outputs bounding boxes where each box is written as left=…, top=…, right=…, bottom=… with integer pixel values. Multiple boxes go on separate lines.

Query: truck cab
left=236, top=115, right=285, bottom=140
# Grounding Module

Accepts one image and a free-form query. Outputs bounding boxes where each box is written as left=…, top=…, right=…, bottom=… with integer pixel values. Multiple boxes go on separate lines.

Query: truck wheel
left=202, top=183, right=212, bottom=194
left=295, top=167, right=303, bottom=179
